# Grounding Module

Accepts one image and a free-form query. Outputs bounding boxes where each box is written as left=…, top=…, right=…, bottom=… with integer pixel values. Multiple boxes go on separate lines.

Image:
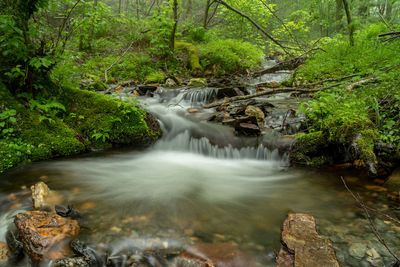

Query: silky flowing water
left=0, top=72, right=399, bottom=267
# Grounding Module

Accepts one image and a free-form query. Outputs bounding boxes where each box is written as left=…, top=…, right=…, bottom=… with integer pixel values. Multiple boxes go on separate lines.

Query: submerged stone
left=177, top=242, right=254, bottom=267
left=14, top=211, right=79, bottom=263
left=0, top=242, right=10, bottom=265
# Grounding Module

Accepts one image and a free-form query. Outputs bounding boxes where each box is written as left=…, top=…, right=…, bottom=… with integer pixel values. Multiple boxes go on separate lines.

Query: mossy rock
left=290, top=131, right=332, bottom=167
left=0, top=83, right=162, bottom=174
left=176, top=42, right=203, bottom=75
left=145, top=72, right=166, bottom=84
left=188, top=78, right=207, bottom=87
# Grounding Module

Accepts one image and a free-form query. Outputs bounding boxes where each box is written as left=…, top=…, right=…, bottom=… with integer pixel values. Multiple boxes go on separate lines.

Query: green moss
left=291, top=131, right=331, bottom=166
left=0, top=84, right=86, bottom=173
left=144, top=72, right=166, bottom=84
left=198, top=39, right=263, bottom=74
left=59, top=87, right=161, bottom=146
left=176, top=42, right=203, bottom=74
left=0, top=83, right=161, bottom=174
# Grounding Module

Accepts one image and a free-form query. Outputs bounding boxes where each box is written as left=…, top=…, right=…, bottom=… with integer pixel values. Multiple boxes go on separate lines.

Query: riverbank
left=0, top=83, right=162, bottom=174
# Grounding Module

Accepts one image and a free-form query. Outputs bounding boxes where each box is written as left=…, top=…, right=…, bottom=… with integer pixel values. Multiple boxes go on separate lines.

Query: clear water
left=0, top=72, right=398, bottom=267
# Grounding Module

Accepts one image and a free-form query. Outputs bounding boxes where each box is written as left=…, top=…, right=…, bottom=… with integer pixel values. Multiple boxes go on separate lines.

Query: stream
left=0, top=68, right=399, bottom=266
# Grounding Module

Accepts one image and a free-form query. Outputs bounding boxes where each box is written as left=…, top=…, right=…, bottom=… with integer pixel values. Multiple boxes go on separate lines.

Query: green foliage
left=0, top=109, right=17, bottom=138
left=145, top=72, right=166, bottom=84
left=0, top=82, right=161, bottom=174
left=198, top=39, right=263, bottom=73
left=175, top=42, right=203, bottom=73
left=295, top=24, right=400, bottom=166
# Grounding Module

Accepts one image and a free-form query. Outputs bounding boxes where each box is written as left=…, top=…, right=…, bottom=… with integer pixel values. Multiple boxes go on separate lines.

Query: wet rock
left=188, top=78, right=207, bottom=87
left=137, top=85, right=158, bottom=96
left=188, top=108, right=200, bottom=114
left=31, top=182, right=62, bottom=211
left=55, top=205, right=79, bottom=219
left=5, top=226, right=24, bottom=260
left=165, top=78, right=177, bottom=87
left=245, top=105, right=265, bottom=128
left=70, top=240, right=98, bottom=266
left=54, top=257, right=89, bottom=267
left=14, top=211, right=80, bottom=263
left=177, top=243, right=254, bottom=267
left=216, top=87, right=245, bottom=98
left=0, top=242, right=10, bottom=265
left=31, top=182, right=50, bottom=210
left=348, top=243, right=367, bottom=260
left=234, top=116, right=261, bottom=136
left=277, top=213, right=339, bottom=267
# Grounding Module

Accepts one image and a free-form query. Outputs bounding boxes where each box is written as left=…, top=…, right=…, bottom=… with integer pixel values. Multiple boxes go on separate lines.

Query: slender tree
left=170, top=0, right=178, bottom=51
left=342, top=0, right=354, bottom=46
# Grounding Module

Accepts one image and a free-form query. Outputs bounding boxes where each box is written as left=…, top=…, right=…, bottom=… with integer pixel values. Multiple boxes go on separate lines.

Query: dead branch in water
left=340, top=176, right=400, bottom=263
left=253, top=56, right=306, bottom=77
left=203, top=82, right=343, bottom=109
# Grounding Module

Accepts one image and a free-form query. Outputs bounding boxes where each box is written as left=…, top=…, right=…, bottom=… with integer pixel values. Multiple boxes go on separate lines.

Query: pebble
left=348, top=243, right=367, bottom=259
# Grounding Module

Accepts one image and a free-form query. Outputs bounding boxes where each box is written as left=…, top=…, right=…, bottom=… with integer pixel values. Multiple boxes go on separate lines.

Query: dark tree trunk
left=342, top=0, right=354, bottom=46
left=88, top=0, right=98, bottom=48
left=204, top=0, right=211, bottom=29
left=119, top=0, right=122, bottom=14
left=170, top=0, right=178, bottom=52
left=335, top=0, right=343, bottom=31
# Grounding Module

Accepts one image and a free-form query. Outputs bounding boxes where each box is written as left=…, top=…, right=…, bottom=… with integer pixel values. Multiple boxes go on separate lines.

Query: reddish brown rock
left=0, top=242, right=10, bottom=264
left=177, top=242, right=255, bottom=267
left=277, top=213, right=339, bottom=267
left=188, top=108, right=200, bottom=113
left=14, top=211, right=80, bottom=263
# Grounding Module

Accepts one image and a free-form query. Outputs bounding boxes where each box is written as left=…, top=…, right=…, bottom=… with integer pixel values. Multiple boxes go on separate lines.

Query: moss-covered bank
left=0, top=84, right=161, bottom=174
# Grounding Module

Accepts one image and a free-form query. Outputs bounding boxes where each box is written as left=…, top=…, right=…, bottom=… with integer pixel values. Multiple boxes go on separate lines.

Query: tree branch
left=216, top=0, right=292, bottom=55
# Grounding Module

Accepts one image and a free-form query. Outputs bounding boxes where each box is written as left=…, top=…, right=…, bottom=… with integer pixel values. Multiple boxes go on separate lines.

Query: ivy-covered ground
left=291, top=24, right=400, bottom=173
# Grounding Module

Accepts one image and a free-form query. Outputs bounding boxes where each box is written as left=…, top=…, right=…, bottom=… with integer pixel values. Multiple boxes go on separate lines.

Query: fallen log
left=253, top=56, right=306, bottom=77
left=203, top=82, right=343, bottom=109
left=254, top=73, right=359, bottom=88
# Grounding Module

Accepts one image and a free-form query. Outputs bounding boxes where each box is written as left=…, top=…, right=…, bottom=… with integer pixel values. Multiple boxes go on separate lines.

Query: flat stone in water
left=277, top=213, right=339, bottom=267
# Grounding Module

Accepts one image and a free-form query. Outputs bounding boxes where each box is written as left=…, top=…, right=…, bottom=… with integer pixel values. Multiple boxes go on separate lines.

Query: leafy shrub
left=198, top=39, right=264, bottom=73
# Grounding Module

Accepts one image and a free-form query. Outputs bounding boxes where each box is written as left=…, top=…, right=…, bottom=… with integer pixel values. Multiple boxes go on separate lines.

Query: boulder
left=0, top=242, right=10, bottom=265
left=276, top=213, right=339, bottom=267
left=176, top=243, right=254, bottom=267
left=188, top=78, right=207, bottom=87
left=14, top=211, right=80, bottom=263
left=245, top=106, right=265, bottom=128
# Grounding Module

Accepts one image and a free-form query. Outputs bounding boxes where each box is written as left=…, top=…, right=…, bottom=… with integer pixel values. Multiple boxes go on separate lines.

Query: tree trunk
left=136, top=0, right=140, bottom=19
left=204, top=0, right=211, bottom=29
left=170, top=0, right=178, bottom=52
left=335, top=0, right=343, bottom=31
left=118, top=0, right=122, bottom=14
left=385, top=0, right=393, bottom=19
left=88, top=0, right=98, bottom=49
left=342, top=0, right=354, bottom=46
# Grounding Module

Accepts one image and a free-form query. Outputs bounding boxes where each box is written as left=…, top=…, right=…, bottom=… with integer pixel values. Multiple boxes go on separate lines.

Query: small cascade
left=179, top=88, right=218, bottom=105
left=156, top=131, right=285, bottom=162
